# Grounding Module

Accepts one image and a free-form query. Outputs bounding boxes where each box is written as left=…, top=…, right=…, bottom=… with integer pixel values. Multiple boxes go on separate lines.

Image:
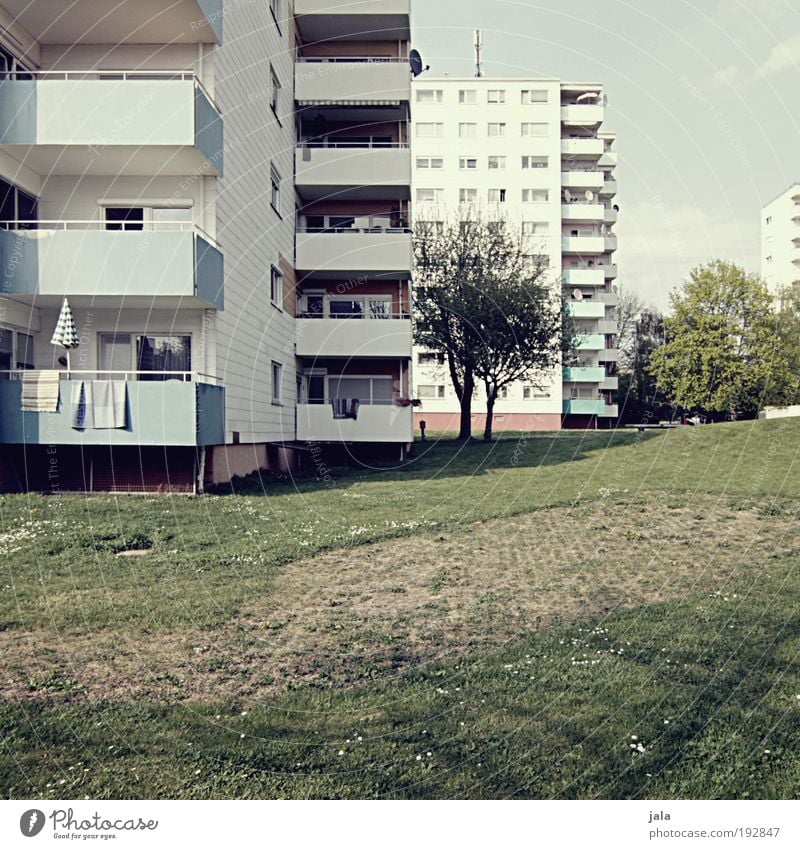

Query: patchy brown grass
left=2, top=496, right=798, bottom=704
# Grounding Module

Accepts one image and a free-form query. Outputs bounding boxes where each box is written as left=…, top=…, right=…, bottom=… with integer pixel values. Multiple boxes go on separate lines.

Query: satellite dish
left=410, top=50, right=429, bottom=77
left=573, top=289, right=583, bottom=301
left=613, top=204, right=620, bottom=212
left=564, top=189, right=572, bottom=203
left=585, top=190, right=594, bottom=202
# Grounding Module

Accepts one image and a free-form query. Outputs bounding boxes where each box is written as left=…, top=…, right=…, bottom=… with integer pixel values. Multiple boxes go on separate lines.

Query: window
left=522, top=221, right=549, bottom=236
left=488, top=155, right=506, bottom=169
left=270, top=266, right=283, bottom=308
left=521, top=123, right=548, bottom=137
left=523, top=386, right=550, bottom=399
left=326, top=295, right=392, bottom=320
left=522, top=189, right=549, bottom=203
left=459, top=89, right=477, bottom=104
left=0, top=177, right=38, bottom=229
left=0, top=327, right=34, bottom=375
left=269, top=65, right=281, bottom=114
left=270, top=165, right=281, bottom=214
left=522, top=155, right=548, bottom=169
left=103, top=205, right=191, bottom=231
left=418, top=352, right=445, bottom=366
left=766, top=216, right=773, bottom=225
left=498, top=386, right=509, bottom=398
left=417, top=157, right=444, bottom=169
left=272, top=361, right=283, bottom=404
left=459, top=123, right=478, bottom=138
left=487, top=122, right=506, bottom=137
left=459, top=157, right=478, bottom=170
left=0, top=327, right=11, bottom=376
left=417, top=122, right=444, bottom=137
left=418, top=384, right=445, bottom=398
left=135, top=335, right=191, bottom=380
left=766, top=255, right=773, bottom=263
left=488, top=188, right=507, bottom=203
left=521, top=89, right=548, bottom=104
left=487, top=89, right=506, bottom=103
left=417, top=188, right=443, bottom=203
left=459, top=188, right=478, bottom=204
left=15, top=332, right=33, bottom=369
left=329, top=375, right=393, bottom=405
left=417, top=89, right=443, bottom=103
left=524, top=253, right=550, bottom=269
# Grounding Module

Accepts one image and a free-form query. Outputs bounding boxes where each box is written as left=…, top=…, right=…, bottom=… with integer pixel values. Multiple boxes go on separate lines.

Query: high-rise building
left=0, top=0, right=413, bottom=492
left=411, top=76, right=619, bottom=431
left=762, top=183, right=800, bottom=295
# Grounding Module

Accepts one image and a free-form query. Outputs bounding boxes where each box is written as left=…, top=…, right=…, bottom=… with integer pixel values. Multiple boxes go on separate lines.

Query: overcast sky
left=411, top=0, right=800, bottom=309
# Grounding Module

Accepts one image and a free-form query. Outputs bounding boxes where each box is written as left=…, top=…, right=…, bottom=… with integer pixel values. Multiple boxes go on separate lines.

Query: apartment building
left=412, top=77, right=619, bottom=431
left=0, top=0, right=413, bottom=492
left=762, top=183, right=800, bottom=295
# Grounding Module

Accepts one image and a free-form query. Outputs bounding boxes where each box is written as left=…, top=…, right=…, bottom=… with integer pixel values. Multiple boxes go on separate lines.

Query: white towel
left=20, top=370, right=60, bottom=412
left=91, top=381, right=127, bottom=429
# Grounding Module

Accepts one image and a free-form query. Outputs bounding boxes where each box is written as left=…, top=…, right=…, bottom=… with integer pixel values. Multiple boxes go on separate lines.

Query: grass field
left=1, top=420, right=800, bottom=798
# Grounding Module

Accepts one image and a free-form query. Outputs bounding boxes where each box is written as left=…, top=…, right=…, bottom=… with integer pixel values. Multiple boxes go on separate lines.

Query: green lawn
left=1, top=420, right=800, bottom=798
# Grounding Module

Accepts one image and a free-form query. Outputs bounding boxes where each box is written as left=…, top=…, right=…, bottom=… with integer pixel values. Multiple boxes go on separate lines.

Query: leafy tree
left=649, top=260, right=791, bottom=419
left=413, top=212, right=567, bottom=440
left=618, top=309, right=671, bottom=424
left=615, top=284, right=647, bottom=374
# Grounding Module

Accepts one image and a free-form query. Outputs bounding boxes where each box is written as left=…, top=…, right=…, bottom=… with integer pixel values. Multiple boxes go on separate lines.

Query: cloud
left=709, top=32, right=800, bottom=88
left=615, top=201, right=760, bottom=310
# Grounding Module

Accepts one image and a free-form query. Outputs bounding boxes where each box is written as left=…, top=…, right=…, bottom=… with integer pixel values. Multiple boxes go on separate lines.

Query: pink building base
left=414, top=411, right=562, bottom=433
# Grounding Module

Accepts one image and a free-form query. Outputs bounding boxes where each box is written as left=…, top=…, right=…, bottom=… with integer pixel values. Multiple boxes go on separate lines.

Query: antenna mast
left=474, top=29, right=483, bottom=77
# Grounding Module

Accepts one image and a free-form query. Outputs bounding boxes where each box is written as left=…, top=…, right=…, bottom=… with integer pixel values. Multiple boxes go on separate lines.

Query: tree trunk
left=484, top=391, right=496, bottom=441
left=458, top=371, right=474, bottom=440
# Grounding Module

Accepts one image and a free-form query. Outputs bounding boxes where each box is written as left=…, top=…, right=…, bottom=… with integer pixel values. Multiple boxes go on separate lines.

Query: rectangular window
left=16, top=331, right=34, bottom=370
left=270, top=165, right=281, bottom=214
left=270, top=65, right=281, bottom=113
left=0, top=326, right=12, bottom=376
left=488, top=188, right=507, bottom=203
left=418, top=352, right=445, bottom=366
left=459, top=188, right=478, bottom=204
left=487, top=89, right=506, bottom=103
left=459, top=157, right=478, bottom=170
left=270, top=266, right=283, bottom=308
left=459, top=123, right=478, bottom=138
left=418, top=384, right=445, bottom=398
left=136, top=335, right=191, bottom=380
left=488, top=155, right=506, bottom=169
left=523, top=386, right=550, bottom=398
left=521, top=89, right=548, bottom=104
left=416, top=89, right=443, bottom=103
left=522, top=155, right=549, bottom=169
left=416, top=157, right=444, bottom=169
left=487, top=122, right=506, bottom=137
left=416, top=188, right=443, bottom=203
left=459, top=89, right=477, bottom=104
left=521, top=123, right=548, bottom=137
left=522, top=189, right=549, bottom=203
left=272, top=361, right=283, bottom=404
left=329, top=375, right=393, bottom=405
left=417, top=122, right=444, bottom=137
left=522, top=221, right=549, bottom=236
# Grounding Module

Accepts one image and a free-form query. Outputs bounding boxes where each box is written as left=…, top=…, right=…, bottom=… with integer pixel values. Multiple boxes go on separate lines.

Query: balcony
left=563, top=267, right=605, bottom=287
left=599, top=348, right=620, bottom=362
left=296, top=228, right=412, bottom=278
left=562, top=235, right=605, bottom=253
left=575, top=334, right=605, bottom=350
left=604, top=207, right=618, bottom=224
left=600, top=179, right=618, bottom=197
left=562, top=399, right=608, bottom=416
left=602, top=263, right=618, bottom=279
left=561, top=170, right=605, bottom=189
left=295, top=58, right=410, bottom=105
left=601, top=376, right=619, bottom=391
left=597, top=291, right=618, bottom=306
left=561, top=203, right=604, bottom=222
left=297, top=403, right=413, bottom=443
left=0, top=376, right=224, bottom=447
left=597, top=319, right=617, bottom=335
left=296, top=316, right=412, bottom=359
left=294, top=0, right=410, bottom=40
left=295, top=144, right=410, bottom=201
left=567, top=301, right=605, bottom=318
left=563, top=367, right=606, bottom=382
left=0, top=0, right=223, bottom=43
left=598, top=151, right=618, bottom=168
left=0, top=225, right=223, bottom=309
left=0, top=72, right=223, bottom=177
left=560, top=105, right=604, bottom=125
left=604, top=235, right=618, bottom=252
left=561, top=138, right=604, bottom=158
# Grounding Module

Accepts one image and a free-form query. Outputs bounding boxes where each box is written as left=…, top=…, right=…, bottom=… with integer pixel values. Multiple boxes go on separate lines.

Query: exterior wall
left=212, top=1, right=298, bottom=446
left=414, top=410, right=561, bottom=433
left=762, top=185, right=800, bottom=294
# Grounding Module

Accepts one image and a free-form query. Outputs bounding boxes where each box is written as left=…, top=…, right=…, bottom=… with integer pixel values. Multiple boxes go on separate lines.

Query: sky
left=411, top=0, right=800, bottom=309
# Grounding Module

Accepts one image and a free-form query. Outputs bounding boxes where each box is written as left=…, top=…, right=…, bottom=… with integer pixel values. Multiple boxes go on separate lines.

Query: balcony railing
left=1, top=370, right=223, bottom=385
left=0, top=219, right=219, bottom=247
left=298, top=139, right=408, bottom=148
left=296, top=56, right=407, bottom=63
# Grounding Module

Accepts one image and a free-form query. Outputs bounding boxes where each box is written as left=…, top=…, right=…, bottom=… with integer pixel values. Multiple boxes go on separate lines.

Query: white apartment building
left=762, top=183, right=800, bottom=295
left=412, top=76, right=619, bottom=431
left=0, top=0, right=414, bottom=492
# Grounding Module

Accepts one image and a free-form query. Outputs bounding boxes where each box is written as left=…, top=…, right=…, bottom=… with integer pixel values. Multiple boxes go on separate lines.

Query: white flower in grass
left=416, top=755, right=422, bottom=761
